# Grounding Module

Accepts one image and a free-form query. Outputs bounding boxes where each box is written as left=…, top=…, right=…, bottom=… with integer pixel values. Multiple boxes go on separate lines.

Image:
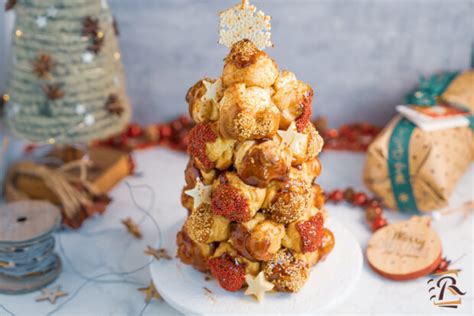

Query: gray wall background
left=1, top=0, right=473, bottom=127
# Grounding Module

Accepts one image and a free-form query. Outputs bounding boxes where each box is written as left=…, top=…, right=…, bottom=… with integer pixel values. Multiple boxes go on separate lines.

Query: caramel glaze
left=225, top=39, right=264, bottom=68
left=229, top=223, right=257, bottom=261
left=184, top=159, right=201, bottom=187
left=176, top=230, right=216, bottom=273
left=238, top=143, right=290, bottom=188
left=263, top=249, right=308, bottom=293
left=312, top=184, right=325, bottom=209
left=319, top=228, right=335, bottom=260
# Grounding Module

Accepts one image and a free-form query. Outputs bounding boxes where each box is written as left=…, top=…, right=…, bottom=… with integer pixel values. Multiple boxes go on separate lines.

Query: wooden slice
left=0, top=201, right=61, bottom=244
left=0, top=255, right=61, bottom=295
left=367, top=216, right=442, bottom=281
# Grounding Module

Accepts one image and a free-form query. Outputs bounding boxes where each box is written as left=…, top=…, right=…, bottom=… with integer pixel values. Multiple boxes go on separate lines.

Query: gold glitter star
left=219, top=0, right=273, bottom=50
left=122, top=217, right=142, bottom=239
left=35, top=286, right=68, bottom=305
left=244, top=272, right=274, bottom=302
left=185, top=178, right=212, bottom=209
left=144, top=246, right=172, bottom=261
left=138, top=281, right=162, bottom=303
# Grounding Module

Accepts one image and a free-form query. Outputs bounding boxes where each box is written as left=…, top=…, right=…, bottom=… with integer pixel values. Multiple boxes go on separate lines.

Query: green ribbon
left=388, top=118, right=418, bottom=213
left=388, top=72, right=460, bottom=213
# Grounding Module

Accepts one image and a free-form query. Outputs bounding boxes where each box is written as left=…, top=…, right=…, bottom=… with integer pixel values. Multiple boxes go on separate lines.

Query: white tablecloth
left=1, top=148, right=472, bottom=315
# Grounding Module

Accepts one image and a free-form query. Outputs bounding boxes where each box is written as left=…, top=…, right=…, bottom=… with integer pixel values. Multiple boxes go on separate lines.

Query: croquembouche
left=176, top=0, right=334, bottom=299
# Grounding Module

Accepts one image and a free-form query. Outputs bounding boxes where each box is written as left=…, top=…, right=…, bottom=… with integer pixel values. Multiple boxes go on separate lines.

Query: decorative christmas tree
left=3, top=0, right=130, bottom=144
left=177, top=1, right=334, bottom=299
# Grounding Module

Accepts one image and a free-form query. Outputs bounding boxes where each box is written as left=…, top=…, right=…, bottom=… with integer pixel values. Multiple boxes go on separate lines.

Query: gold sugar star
left=184, top=178, right=212, bottom=209
left=138, top=281, right=162, bottom=303
left=277, top=122, right=308, bottom=155
left=144, top=246, right=172, bottom=261
left=202, top=78, right=222, bottom=103
left=244, top=272, right=274, bottom=302
left=122, top=217, right=142, bottom=239
left=35, top=286, right=68, bottom=305
left=219, top=0, right=273, bottom=50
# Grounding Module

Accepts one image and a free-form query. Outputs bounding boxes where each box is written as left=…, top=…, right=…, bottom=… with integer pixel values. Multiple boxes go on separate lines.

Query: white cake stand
left=150, top=216, right=362, bottom=316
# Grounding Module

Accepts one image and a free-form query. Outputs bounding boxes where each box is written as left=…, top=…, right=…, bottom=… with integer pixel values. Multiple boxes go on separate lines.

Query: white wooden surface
left=0, top=148, right=472, bottom=315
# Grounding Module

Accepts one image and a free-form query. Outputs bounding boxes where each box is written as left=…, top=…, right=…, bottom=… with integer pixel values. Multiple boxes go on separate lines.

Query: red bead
left=353, top=192, right=368, bottom=206
left=365, top=206, right=383, bottom=222
left=127, top=124, right=142, bottom=138
left=367, top=198, right=381, bottom=208
left=343, top=187, right=355, bottom=202
left=179, top=115, right=192, bottom=126
left=329, top=190, right=344, bottom=202
left=160, top=125, right=172, bottom=138
left=371, top=216, right=387, bottom=231
left=172, top=120, right=182, bottom=131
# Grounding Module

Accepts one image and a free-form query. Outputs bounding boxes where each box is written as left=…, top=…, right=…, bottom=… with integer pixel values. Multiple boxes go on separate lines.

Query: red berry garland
left=325, top=187, right=451, bottom=274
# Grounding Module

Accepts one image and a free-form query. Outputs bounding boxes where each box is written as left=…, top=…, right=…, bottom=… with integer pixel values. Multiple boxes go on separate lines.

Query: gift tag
left=367, top=216, right=442, bottom=281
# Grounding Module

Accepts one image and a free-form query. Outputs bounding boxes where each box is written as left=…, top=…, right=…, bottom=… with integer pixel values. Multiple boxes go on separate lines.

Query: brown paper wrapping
left=364, top=116, right=473, bottom=212
left=441, top=70, right=474, bottom=113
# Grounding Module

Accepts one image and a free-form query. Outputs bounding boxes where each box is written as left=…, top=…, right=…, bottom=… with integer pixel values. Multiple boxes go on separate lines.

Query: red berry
left=353, top=192, right=368, bottom=206
left=371, top=216, right=387, bottom=231
left=208, top=254, right=245, bottom=292
left=329, top=190, right=344, bottom=202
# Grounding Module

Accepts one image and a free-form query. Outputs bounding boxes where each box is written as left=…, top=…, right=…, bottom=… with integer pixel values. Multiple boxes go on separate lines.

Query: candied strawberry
left=295, top=90, right=313, bottom=132
left=208, top=254, right=245, bottom=292
left=188, top=123, right=217, bottom=171
left=211, top=183, right=249, bottom=223
left=296, top=213, right=324, bottom=253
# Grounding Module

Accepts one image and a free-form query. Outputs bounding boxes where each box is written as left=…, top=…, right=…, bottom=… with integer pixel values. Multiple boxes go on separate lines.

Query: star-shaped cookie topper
left=122, top=217, right=142, bottom=239
left=185, top=178, right=212, bottom=209
left=219, top=0, right=273, bottom=50
left=138, top=281, right=162, bottom=303
left=244, top=272, right=274, bottom=302
left=35, top=286, right=68, bottom=304
left=202, top=78, right=222, bottom=103
left=277, top=122, right=308, bottom=155
left=144, top=246, right=172, bottom=261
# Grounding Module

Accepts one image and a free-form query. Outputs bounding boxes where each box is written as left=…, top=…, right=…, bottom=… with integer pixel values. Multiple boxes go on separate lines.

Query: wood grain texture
left=367, top=216, right=442, bottom=281
left=0, top=201, right=61, bottom=244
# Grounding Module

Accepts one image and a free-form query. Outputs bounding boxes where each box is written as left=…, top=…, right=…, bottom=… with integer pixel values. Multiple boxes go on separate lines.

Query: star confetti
left=144, top=246, right=172, bottom=261
left=185, top=178, right=212, bottom=209
left=43, top=84, right=64, bottom=100
left=84, top=114, right=95, bottom=126
left=5, top=0, right=16, bottom=11
left=244, top=272, right=274, bottom=302
left=35, top=286, right=68, bottom=304
left=138, top=281, right=162, bottom=303
left=36, top=16, right=47, bottom=28
left=219, top=0, right=273, bottom=50
left=122, top=217, right=142, bottom=239
left=82, top=51, right=94, bottom=63
left=82, top=16, right=99, bottom=37
left=47, top=6, right=58, bottom=18
left=105, top=94, right=124, bottom=116
left=202, top=78, right=222, bottom=103
left=277, top=122, right=308, bottom=155
left=32, top=54, right=54, bottom=78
